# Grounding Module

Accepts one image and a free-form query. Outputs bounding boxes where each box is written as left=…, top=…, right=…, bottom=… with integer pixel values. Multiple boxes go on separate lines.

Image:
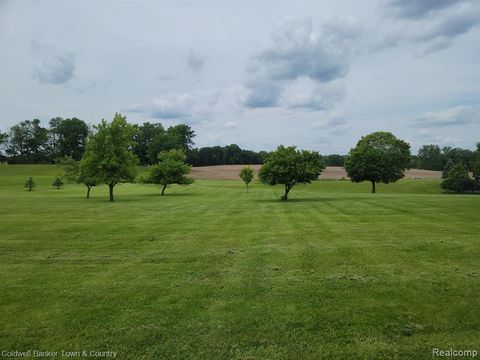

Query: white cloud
left=128, top=93, right=195, bottom=120
left=244, top=17, right=360, bottom=110
left=413, top=105, right=480, bottom=127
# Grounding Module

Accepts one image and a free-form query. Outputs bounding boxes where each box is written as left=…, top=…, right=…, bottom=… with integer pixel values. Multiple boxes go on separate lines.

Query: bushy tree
left=442, top=146, right=475, bottom=170
left=416, top=144, right=443, bottom=170
left=7, top=119, right=48, bottom=163
left=59, top=156, right=97, bottom=198
left=52, top=177, right=64, bottom=189
left=80, top=114, right=138, bottom=201
left=239, top=166, right=254, bottom=192
left=442, top=159, right=455, bottom=179
left=345, top=132, right=411, bottom=193
left=24, top=177, right=35, bottom=191
left=441, top=163, right=473, bottom=193
left=49, top=117, right=89, bottom=161
left=131, top=122, right=165, bottom=165
left=259, top=145, right=324, bottom=201
left=146, top=149, right=193, bottom=195
left=147, top=124, right=195, bottom=164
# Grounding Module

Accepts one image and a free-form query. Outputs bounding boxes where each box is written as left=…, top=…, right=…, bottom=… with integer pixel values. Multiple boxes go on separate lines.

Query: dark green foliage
left=442, top=159, right=455, bottom=179
left=58, top=156, right=98, bottom=199
left=187, top=145, right=266, bottom=166
left=259, top=145, right=325, bottom=200
left=324, top=154, right=345, bottom=167
left=239, top=166, right=254, bottom=192
left=345, top=132, right=411, bottom=193
left=0, top=131, right=7, bottom=162
left=48, top=117, right=89, bottom=161
left=24, top=177, right=35, bottom=191
left=145, top=149, right=194, bottom=195
left=147, top=124, right=196, bottom=164
left=131, top=122, right=165, bottom=165
left=0, top=131, right=7, bottom=151
left=52, top=177, right=64, bottom=189
left=442, top=146, right=476, bottom=171
left=441, top=163, right=474, bottom=193
left=7, top=119, right=49, bottom=163
left=80, top=114, right=138, bottom=201
left=416, top=144, right=443, bottom=171
left=473, top=160, right=480, bottom=191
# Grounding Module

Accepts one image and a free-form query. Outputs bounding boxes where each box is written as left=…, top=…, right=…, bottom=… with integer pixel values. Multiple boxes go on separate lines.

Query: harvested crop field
left=190, top=165, right=442, bottom=180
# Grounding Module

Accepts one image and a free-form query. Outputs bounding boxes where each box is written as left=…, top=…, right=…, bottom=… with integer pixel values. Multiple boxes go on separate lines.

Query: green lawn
left=0, top=165, right=479, bottom=359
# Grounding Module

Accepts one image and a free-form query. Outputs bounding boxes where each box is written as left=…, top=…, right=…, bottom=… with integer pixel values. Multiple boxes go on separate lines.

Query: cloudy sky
left=1, top=0, right=479, bottom=153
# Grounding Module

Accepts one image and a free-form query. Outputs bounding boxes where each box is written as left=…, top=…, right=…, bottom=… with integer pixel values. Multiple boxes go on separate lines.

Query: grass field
left=0, top=165, right=479, bottom=359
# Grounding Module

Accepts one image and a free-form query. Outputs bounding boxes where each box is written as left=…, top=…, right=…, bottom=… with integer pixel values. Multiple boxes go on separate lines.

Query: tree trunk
left=371, top=181, right=376, bottom=194
left=161, top=184, right=167, bottom=196
left=281, top=184, right=289, bottom=201
left=86, top=185, right=91, bottom=199
left=109, top=183, right=114, bottom=201
left=246, top=183, right=249, bottom=193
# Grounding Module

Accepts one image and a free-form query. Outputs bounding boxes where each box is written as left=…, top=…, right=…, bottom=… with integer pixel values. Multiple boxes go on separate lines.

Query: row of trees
left=0, top=118, right=266, bottom=167
left=4, top=118, right=477, bottom=172
left=22, top=113, right=477, bottom=201
left=0, top=118, right=196, bottom=165
left=59, top=114, right=195, bottom=201
left=255, top=132, right=412, bottom=200
left=413, top=144, right=478, bottom=172
left=186, top=145, right=267, bottom=166
left=1, top=118, right=89, bottom=163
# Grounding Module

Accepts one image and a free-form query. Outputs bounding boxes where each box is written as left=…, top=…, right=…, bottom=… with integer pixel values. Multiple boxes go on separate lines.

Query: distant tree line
left=0, top=118, right=269, bottom=167
left=186, top=144, right=268, bottom=166
left=1, top=118, right=478, bottom=178
left=16, top=115, right=478, bottom=200
left=412, top=144, right=478, bottom=172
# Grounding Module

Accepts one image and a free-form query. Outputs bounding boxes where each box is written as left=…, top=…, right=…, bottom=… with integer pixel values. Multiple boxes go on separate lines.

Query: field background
left=0, top=165, right=478, bottom=359
left=190, top=165, right=442, bottom=180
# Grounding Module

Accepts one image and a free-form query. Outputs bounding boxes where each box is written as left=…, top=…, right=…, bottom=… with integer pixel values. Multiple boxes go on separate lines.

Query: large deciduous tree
left=7, top=119, right=48, bottom=163
left=344, top=132, right=411, bottom=193
left=146, top=124, right=195, bottom=164
left=49, top=117, right=89, bottom=161
left=80, top=114, right=138, bottom=201
left=146, top=149, right=193, bottom=195
left=259, top=145, right=324, bottom=201
left=416, top=144, right=443, bottom=171
left=131, top=122, right=165, bottom=165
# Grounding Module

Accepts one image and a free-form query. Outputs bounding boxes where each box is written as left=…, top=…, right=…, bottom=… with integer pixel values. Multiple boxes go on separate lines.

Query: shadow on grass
left=142, top=192, right=194, bottom=197
left=254, top=197, right=349, bottom=203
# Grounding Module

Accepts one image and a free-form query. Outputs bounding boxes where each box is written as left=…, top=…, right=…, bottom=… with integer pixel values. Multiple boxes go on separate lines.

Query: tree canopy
left=344, top=132, right=411, bottom=193
left=80, top=114, right=138, bottom=201
left=441, top=163, right=473, bottom=193
left=145, top=149, right=193, bottom=195
left=416, top=144, right=443, bottom=171
left=49, top=117, right=89, bottom=161
left=7, top=119, right=48, bottom=163
left=59, top=156, right=97, bottom=198
left=259, top=145, right=324, bottom=200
